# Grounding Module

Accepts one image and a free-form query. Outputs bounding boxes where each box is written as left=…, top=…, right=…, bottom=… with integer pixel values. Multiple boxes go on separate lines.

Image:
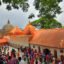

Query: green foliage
left=0, top=0, right=62, bottom=29
left=0, top=0, right=62, bottom=16
left=34, top=0, right=62, bottom=18
left=32, top=0, right=62, bottom=29
left=62, top=26, right=64, bottom=28
left=31, top=17, right=62, bottom=29
left=0, top=0, right=29, bottom=11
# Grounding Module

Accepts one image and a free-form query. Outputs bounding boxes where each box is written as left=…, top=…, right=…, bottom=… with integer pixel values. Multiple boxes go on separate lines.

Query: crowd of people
left=0, top=45, right=64, bottom=64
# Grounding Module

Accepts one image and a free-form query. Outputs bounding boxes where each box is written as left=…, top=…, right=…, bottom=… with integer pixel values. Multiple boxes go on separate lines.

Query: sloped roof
left=24, top=24, right=36, bottom=35
left=9, top=26, right=24, bottom=35
left=30, top=28, right=64, bottom=49
left=0, top=37, right=8, bottom=46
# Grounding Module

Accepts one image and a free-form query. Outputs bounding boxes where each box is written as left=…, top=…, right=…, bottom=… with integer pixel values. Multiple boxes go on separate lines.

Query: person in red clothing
left=5, top=55, right=8, bottom=63
left=7, top=56, right=12, bottom=64
left=10, top=54, right=18, bottom=64
left=62, top=60, right=64, bottom=64
left=46, top=54, right=50, bottom=64
left=30, top=58, right=34, bottom=64
left=34, top=49, right=38, bottom=58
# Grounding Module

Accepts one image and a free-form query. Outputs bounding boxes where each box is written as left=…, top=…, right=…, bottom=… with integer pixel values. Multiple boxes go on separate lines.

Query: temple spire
left=7, top=20, right=10, bottom=24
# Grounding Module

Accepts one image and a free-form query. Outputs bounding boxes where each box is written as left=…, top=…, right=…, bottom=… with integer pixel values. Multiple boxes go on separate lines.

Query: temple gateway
left=0, top=20, right=64, bottom=58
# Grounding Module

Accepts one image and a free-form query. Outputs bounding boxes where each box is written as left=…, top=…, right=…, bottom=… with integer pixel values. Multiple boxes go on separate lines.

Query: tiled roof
left=9, top=26, right=24, bottom=35
left=30, top=28, right=64, bottom=48
left=24, top=24, right=36, bottom=35
left=0, top=38, right=8, bottom=46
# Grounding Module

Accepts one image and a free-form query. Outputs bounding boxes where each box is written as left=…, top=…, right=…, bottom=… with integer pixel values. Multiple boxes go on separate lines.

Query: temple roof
left=9, top=26, right=24, bottom=35
left=2, top=20, right=14, bottom=32
left=30, top=28, right=64, bottom=49
left=24, top=23, right=36, bottom=35
left=0, top=37, right=8, bottom=46
left=1, top=20, right=64, bottom=49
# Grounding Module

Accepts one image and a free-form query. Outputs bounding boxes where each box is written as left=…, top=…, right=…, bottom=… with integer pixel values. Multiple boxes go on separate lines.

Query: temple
left=0, top=20, right=64, bottom=57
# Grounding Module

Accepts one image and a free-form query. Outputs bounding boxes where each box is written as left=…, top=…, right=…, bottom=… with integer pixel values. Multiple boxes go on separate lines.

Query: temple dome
left=2, top=20, right=14, bottom=34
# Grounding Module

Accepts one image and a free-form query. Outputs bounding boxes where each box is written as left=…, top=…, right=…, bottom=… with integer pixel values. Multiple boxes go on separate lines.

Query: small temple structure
left=0, top=20, right=64, bottom=57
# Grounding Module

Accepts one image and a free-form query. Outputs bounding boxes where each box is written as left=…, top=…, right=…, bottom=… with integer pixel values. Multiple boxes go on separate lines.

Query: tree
left=0, top=0, right=62, bottom=15
left=32, top=0, right=63, bottom=29
left=34, top=0, right=62, bottom=18
left=31, top=17, right=62, bottom=29
left=0, top=0, right=63, bottom=29
left=0, top=0, right=29, bottom=11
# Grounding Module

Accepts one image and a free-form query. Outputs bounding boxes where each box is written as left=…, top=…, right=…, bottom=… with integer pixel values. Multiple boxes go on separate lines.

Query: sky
left=0, top=0, right=64, bottom=29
